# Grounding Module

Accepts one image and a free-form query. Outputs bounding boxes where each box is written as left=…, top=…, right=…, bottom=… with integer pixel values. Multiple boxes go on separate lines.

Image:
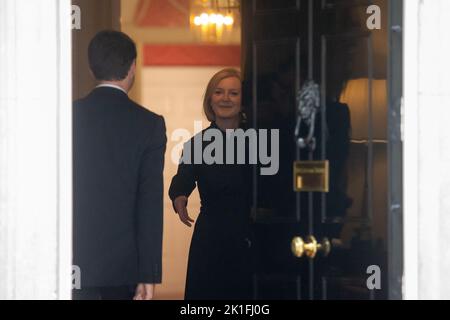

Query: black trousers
left=72, top=286, right=135, bottom=300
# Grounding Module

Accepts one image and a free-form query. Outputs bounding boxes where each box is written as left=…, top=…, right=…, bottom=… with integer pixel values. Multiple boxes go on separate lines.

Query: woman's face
left=211, top=76, right=242, bottom=121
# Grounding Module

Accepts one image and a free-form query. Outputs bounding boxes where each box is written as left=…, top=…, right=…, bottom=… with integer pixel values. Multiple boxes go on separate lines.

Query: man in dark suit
left=73, top=30, right=166, bottom=300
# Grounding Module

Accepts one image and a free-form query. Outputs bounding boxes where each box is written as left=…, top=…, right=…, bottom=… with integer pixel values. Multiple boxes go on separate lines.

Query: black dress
left=169, top=122, right=254, bottom=300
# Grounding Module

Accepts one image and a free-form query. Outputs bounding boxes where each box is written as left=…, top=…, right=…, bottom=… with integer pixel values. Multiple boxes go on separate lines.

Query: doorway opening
left=73, top=0, right=242, bottom=300
left=72, top=0, right=402, bottom=300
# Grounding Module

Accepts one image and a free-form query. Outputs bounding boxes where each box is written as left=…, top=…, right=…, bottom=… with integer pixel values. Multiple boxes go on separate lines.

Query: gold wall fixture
left=190, top=0, right=240, bottom=43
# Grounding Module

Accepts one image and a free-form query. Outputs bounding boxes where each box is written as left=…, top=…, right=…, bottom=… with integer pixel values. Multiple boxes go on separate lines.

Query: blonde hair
left=203, top=68, right=242, bottom=122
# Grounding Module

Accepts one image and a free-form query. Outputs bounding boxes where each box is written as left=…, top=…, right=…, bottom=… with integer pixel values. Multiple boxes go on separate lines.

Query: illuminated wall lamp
left=193, top=13, right=234, bottom=26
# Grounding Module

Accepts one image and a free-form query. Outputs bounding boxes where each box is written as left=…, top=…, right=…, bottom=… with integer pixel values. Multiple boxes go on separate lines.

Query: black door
left=242, top=0, right=395, bottom=300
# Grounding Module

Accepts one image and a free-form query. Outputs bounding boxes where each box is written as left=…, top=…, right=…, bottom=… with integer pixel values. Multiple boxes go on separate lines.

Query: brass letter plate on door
left=293, top=161, right=329, bottom=192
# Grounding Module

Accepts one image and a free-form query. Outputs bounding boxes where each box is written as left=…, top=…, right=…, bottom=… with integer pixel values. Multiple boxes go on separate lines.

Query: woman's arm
left=168, top=144, right=197, bottom=227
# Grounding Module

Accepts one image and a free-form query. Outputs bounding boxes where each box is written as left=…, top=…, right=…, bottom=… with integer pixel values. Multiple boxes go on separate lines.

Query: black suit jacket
left=73, top=87, right=166, bottom=287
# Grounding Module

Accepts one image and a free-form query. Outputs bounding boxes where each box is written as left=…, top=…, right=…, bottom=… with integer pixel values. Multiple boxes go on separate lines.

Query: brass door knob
left=291, top=236, right=305, bottom=258
left=291, top=235, right=331, bottom=258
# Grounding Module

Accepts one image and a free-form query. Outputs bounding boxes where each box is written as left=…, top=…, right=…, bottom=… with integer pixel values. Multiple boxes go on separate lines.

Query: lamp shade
left=340, top=78, right=387, bottom=140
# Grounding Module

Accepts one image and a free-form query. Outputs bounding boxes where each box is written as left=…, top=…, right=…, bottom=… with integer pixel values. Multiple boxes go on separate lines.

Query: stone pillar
left=404, top=0, right=450, bottom=300
left=0, top=0, right=72, bottom=299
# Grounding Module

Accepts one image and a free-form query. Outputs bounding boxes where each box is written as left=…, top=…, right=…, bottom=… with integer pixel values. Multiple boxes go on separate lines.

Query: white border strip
left=57, top=0, right=73, bottom=300
left=403, top=0, right=420, bottom=300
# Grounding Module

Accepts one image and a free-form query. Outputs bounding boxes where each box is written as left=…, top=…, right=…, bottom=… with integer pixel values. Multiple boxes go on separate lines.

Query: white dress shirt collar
left=96, top=84, right=127, bottom=95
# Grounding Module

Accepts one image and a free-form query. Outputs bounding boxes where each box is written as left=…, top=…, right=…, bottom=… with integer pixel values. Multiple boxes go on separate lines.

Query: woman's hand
left=174, top=196, right=195, bottom=227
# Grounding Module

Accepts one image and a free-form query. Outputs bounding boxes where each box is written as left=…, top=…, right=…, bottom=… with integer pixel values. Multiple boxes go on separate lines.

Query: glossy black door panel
left=243, top=0, right=390, bottom=300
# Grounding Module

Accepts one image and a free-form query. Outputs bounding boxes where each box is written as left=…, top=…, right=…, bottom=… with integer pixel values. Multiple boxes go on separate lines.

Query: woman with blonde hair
left=169, top=68, right=253, bottom=300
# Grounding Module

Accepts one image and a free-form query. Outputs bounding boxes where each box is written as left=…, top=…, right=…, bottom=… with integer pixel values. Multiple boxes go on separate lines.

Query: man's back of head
left=88, top=30, right=137, bottom=92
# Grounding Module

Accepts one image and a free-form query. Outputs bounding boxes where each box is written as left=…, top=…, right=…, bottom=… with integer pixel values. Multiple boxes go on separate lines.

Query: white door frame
left=403, top=0, right=420, bottom=301
left=0, top=0, right=72, bottom=300
left=403, top=0, right=450, bottom=300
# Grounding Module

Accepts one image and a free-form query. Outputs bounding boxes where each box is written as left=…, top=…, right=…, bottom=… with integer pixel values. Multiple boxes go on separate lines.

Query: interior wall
left=121, top=0, right=241, bottom=104
left=121, top=0, right=241, bottom=300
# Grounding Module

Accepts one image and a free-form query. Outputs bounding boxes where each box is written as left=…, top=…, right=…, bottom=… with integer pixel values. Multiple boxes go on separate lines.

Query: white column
left=404, top=0, right=450, bottom=300
left=403, top=0, right=420, bottom=301
left=0, top=0, right=72, bottom=300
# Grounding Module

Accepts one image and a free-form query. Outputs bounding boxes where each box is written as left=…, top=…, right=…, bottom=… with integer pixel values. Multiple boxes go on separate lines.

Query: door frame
left=387, top=0, right=403, bottom=300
